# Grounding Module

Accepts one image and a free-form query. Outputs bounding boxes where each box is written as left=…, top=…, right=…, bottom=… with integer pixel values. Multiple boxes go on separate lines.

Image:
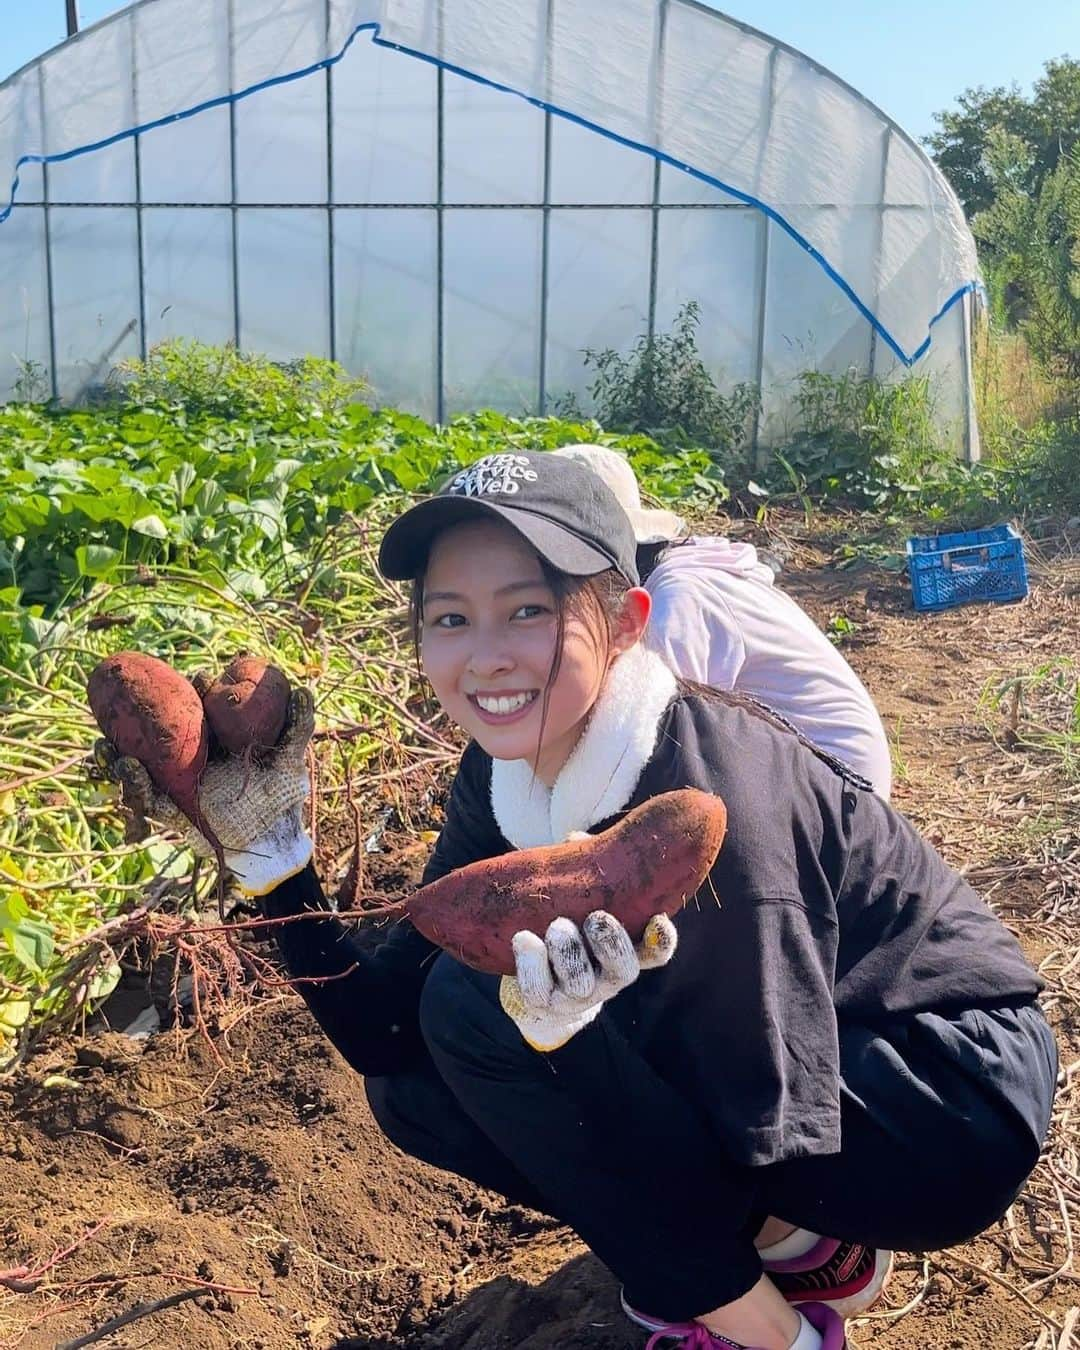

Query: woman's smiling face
left=420, top=518, right=617, bottom=784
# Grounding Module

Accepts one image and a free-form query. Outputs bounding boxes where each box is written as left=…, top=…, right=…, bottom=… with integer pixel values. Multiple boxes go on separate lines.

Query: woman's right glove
left=498, top=909, right=677, bottom=1052
left=94, top=688, right=316, bottom=897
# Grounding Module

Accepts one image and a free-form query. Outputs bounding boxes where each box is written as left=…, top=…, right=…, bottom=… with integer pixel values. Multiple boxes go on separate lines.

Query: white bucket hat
left=551, top=444, right=687, bottom=544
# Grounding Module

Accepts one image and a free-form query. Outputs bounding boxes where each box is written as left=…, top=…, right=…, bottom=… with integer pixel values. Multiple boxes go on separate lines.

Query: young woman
left=552, top=444, right=893, bottom=798
left=107, top=451, right=1056, bottom=1350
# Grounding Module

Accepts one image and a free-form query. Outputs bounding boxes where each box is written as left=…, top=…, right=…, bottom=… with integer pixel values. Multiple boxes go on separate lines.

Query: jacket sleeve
left=262, top=742, right=510, bottom=1078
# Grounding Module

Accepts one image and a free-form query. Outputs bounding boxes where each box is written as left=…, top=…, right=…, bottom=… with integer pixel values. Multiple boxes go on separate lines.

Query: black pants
left=365, top=956, right=1056, bottom=1321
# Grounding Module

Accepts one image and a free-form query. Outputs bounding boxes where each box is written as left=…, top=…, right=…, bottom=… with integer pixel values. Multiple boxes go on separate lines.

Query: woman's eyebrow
left=423, top=579, right=548, bottom=604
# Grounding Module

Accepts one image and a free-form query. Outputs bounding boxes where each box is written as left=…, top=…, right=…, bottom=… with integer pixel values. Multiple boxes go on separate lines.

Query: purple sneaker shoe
left=620, top=1294, right=848, bottom=1348
left=765, top=1237, right=892, bottom=1317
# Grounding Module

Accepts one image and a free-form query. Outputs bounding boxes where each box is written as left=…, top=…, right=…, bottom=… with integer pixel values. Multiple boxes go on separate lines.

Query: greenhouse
left=0, top=0, right=982, bottom=453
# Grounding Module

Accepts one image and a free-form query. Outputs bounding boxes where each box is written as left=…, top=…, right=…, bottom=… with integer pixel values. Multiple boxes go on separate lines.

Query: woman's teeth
left=475, top=692, right=536, bottom=715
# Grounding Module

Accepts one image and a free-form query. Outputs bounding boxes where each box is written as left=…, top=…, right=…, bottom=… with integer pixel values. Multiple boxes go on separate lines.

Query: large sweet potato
left=87, top=652, right=208, bottom=823
left=203, top=654, right=290, bottom=756
left=404, top=788, right=727, bottom=975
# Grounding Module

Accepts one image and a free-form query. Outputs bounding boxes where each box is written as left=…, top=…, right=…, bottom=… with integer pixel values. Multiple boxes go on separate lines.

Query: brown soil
left=3, top=519, right=1078, bottom=1350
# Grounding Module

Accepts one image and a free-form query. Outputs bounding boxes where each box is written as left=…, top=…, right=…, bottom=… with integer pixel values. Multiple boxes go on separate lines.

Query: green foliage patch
left=0, top=342, right=729, bottom=1053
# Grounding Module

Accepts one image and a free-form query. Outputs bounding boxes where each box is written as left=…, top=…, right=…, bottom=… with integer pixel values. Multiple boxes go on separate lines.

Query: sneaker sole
left=788, top=1248, right=893, bottom=1318
left=618, top=1249, right=892, bottom=1332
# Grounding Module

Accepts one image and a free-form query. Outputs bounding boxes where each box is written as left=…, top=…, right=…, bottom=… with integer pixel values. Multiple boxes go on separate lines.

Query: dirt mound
left=0, top=1002, right=1050, bottom=1350
left=0, top=1008, right=565, bottom=1349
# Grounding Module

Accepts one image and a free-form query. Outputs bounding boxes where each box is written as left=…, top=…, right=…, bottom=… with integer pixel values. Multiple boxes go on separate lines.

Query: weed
left=889, top=717, right=910, bottom=785
left=825, top=614, right=859, bottom=646
left=981, top=657, right=1080, bottom=781
left=557, top=302, right=759, bottom=459
left=765, top=368, right=956, bottom=513
left=111, top=339, right=370, bottom=421
left=11, top=357, right=50, bottom=405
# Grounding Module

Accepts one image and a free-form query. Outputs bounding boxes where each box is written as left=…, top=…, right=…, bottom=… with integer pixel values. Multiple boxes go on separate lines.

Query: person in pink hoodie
left=553, top=445, right=892, bottom=799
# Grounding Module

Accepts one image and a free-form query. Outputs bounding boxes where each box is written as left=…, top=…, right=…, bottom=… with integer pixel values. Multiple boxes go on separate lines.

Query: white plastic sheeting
left=0, top=0, right=979, bottom=450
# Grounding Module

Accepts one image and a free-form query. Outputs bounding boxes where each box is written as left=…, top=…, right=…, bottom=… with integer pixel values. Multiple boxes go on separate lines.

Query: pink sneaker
left=765, top=1237, right=892, bottom=1318
left=620, top=1295, right=848, bottom=1348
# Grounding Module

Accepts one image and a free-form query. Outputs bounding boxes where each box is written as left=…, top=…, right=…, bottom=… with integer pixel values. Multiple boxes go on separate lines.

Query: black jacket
left=265, top=691, right=1040, bottom=1164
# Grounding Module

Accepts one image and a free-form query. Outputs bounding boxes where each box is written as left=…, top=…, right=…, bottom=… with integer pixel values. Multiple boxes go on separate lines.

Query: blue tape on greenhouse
left=0, top=19, right=981, bottom=369
left=905, top=524, right=1029, bottom=614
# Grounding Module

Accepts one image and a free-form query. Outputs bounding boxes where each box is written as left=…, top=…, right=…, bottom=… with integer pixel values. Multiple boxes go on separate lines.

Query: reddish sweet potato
left=87, top=652, right=209, bottom=822
left=203, top=654, right=290, bottom=756
left=405, top=788, right=727, bottom=975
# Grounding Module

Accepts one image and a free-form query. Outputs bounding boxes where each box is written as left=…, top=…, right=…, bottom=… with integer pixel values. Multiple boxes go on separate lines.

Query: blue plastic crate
left=905, top=524, right=1028, bottom=613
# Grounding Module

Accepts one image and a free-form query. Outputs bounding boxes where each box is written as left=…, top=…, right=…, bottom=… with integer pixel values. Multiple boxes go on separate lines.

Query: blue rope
left=1, top=17, right=977, bottom=366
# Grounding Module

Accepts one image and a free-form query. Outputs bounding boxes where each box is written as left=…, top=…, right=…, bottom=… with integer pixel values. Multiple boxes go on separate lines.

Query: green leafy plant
left=973, top=138, right=1080, bottom=386
left=558, top=302, right=759, bottom=459
left=0, top=343, right=730, bottom=619
left=111, top=339, right=370, bottom=421
left=889, top=718, right=910, bottom=786
left=767, top=369, right=954, bottom=512
left=11, top=357, right=50, bottom=405
left=825, top=614, right=859, bottom=646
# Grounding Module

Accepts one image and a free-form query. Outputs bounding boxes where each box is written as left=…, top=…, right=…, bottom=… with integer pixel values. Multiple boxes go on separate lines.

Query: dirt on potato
left=3, top=516, right=1079, bottom=1350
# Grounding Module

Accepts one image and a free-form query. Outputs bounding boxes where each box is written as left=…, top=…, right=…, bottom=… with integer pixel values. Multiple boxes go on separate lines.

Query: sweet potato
left=203, top=654, right=290, bottom=756
left=404, top=788, right=727, bottom=975
left=87, top=652, right=209, bottom=823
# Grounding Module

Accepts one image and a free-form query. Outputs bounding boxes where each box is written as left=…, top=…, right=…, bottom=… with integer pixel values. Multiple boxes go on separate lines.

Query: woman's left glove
left=94, top=688, right=315, bottom=897
left=498, top=910, right=677, bottom=1052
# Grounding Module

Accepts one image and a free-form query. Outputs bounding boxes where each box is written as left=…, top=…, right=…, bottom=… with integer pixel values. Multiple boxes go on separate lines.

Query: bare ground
left=2, top=516, right=1078, bottom=1350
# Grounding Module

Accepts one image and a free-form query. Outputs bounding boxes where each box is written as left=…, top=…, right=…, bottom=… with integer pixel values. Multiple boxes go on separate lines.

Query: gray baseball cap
left=378, top=451, right=640, bottom=586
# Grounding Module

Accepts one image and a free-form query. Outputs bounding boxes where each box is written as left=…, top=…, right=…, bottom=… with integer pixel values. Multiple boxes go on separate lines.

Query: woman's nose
left=466, top=631, right=514, bottom=678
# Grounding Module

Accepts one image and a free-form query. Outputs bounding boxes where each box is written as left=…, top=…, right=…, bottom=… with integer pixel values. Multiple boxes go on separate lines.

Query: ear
left=610, top=586, right=651, bottom=654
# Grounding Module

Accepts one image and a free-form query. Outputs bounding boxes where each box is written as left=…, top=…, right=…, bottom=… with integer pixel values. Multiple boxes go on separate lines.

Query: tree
left=925, top=57, right=1080, bottom=218
left=975, top=135, right=1080, bottom=382
left=925, top=85, right=1033, bottom=217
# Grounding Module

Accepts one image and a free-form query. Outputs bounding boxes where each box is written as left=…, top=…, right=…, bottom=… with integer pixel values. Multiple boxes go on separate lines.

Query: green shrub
left=766, top=368, right=962, bottom=512
left=557, top=302, right=759, bottom=457
left=111, top=339, right=370, bottom=421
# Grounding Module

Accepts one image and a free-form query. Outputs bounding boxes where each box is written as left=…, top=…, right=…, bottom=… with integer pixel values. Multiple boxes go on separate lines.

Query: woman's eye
left=431, top=613, right=466, bottom=629
left=513, top=604, right=548, bottom=620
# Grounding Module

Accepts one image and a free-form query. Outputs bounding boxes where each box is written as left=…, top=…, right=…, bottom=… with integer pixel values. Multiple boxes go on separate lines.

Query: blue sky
left=1, top=0, right=1075, bottom=140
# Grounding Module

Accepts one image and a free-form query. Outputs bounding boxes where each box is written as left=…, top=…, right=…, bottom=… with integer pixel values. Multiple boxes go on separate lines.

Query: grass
left=889, top=716, right=911, bottom=786
left=980, top=656, right=1080, bottom=782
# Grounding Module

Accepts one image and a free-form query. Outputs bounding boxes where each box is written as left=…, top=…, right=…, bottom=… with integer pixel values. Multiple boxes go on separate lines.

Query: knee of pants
left=417, top=951, right=508, bottom=1063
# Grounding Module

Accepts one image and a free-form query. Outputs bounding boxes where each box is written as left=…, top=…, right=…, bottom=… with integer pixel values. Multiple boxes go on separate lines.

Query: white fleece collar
left=490, top=643, right=678, bottom=849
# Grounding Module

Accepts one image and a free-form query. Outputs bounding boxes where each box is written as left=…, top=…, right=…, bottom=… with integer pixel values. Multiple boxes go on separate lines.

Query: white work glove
left=95, top=687, right=315, bottom=897
left=498, top=910, right=678, bottom=1052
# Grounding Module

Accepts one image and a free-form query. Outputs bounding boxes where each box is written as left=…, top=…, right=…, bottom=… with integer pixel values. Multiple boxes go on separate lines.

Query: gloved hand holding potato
left=89, top=651, right=314, bottom=897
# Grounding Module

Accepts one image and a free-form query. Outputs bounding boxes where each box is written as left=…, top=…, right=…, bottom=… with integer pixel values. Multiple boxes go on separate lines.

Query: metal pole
left=750, top=215, right=770, bottom=463
left=38, top=65, right=59, bottom=401
left=435, top=66, right=445, bottom=424
left=646, top=0, right=669, bottom=344
left=227, top=0, right=241, bottom=348
left=537, top=0, right=555, bottom=414
left=325, top=0, right=336, bottom=363
left=960, top=290, right=979, bottom=463
left=65, top=1, right=80, bottom=37
left=132, top=8, right=147, bottom=360
left=867, top=127, right=891, bottom=378
left=750, top=46, right=779, bottom=461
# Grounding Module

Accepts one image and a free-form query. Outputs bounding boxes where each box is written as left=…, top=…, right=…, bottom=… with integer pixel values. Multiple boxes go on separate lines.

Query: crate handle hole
left=943, top=547, right=990, bottom=571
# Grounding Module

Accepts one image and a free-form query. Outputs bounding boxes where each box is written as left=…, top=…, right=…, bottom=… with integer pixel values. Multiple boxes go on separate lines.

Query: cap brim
left=378, top=496, right=619, bottom=581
